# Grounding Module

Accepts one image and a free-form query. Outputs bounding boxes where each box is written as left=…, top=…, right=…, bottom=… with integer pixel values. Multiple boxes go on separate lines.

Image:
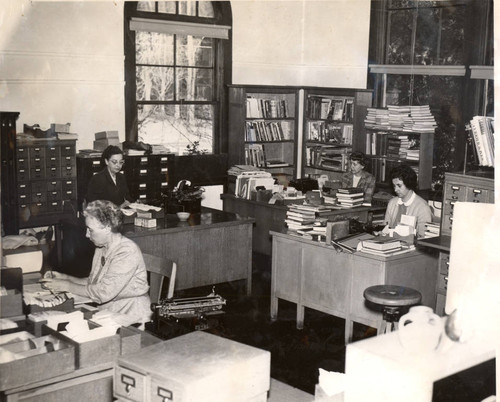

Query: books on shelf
left=468, top=116, right=495, bottom=167
left=307, top=96, right=354, bottom=122
left=246, top=96, right=290, bottom=119
left=245, top=120, right=293, bottom=142
left=365, top=105, right=437, bottom=133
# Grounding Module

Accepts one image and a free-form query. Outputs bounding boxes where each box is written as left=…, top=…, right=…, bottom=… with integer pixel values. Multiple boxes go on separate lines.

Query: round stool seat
left=363, top=285, right=422, bottom=307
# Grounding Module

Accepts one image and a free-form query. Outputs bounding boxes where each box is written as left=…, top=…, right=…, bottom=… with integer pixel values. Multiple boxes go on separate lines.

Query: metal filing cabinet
left=434, top=171, right=494, bottom=316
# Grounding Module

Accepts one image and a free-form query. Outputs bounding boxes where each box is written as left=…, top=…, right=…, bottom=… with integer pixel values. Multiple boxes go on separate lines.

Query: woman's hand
left=43, top=271, right=69, bottom=280
left=42, top=278, right=69, bottom=293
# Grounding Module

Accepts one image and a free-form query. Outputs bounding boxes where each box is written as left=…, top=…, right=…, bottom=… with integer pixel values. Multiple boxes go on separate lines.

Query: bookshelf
left=357, top=106, right=436, bottom=190
left=302, top=88, right=373, bottom=179
left=228, top=85, right=299, bottom=179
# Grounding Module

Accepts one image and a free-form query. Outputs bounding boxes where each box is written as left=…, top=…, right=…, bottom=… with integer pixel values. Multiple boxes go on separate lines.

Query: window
left=124, top=1, right=232, bottom=155
left=369, top=0, right=493, bottom=190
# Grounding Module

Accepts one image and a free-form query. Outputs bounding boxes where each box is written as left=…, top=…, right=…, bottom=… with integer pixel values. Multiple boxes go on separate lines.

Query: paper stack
left=93, top=131, right=120, bottom=151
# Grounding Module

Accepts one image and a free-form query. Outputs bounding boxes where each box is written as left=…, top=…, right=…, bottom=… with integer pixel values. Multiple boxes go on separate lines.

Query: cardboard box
left=118, top=326, right=162, bottom=356
left=43, top=320, right=120, bottom=369
left=0, top=333, right=75, bottom=391
left=115, top=331, right=270, bottom=402
left=0, top=289, right=23, bottom=318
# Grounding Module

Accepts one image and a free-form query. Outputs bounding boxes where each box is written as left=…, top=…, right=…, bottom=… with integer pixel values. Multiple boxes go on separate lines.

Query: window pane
left=138, top=104, right=213, bottom=154
left=136, top=66, right=174, bottom=101
left=415, top=7, right=439, bottom=65
left=158, top=1, right=176, bottom=14
left=386, top=74, right=464, bottom=188
left=176, top=36, right=213, bottom=67
left=387, top=9, right=414, bottom=64
left=199, top=1, right=214, bottom=18
left=440, top=6, right=465, bottom=65
left=178, top=1, right=196, bottom=16
left=136, top=31, right=174, bottom=65
left=176, top=67, right=212, bottom=101
left=137, top=1, right=155, bottom=12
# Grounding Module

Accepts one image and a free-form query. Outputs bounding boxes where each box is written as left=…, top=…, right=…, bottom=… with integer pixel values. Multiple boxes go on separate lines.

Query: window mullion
left=436, top=8, right=442, bottom=64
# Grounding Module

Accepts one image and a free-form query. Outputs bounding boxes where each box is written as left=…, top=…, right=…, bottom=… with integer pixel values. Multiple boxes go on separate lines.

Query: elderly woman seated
left=44, top=200, right=151, bottom=326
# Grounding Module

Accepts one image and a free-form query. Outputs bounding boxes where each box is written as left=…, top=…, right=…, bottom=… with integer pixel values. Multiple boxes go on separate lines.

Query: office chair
left=142, top=253, right=177, bottom=304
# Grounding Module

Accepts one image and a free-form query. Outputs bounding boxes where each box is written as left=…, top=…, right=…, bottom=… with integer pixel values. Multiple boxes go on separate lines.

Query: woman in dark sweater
left=85, top=145, right=133, bottom=208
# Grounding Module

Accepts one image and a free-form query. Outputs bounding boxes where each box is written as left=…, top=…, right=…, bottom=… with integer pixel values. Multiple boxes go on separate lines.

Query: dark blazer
left=86, top=168, right=133, bottom=206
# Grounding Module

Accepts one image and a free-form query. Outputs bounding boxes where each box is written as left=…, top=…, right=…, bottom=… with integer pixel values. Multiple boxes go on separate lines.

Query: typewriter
left=151, top=288, right=226, bottom=333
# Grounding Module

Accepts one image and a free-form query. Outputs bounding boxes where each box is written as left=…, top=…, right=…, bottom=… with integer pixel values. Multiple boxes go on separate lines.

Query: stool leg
left=378, top=319, right=386, bottom=335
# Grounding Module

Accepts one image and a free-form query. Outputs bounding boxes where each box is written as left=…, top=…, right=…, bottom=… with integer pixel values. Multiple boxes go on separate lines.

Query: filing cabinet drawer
left=17, top=157, right=29, bottom=170
left=61, top=165, right=76, bottom=178
left=466, top=187, right=492, bottom=203
left=17, top=192, right=30, bottom=204
left=47, top=180, right=62, bottom=192
left=30, top=167, right=45, bottom=180
left=46, top=166, right=60, bottom=179
left=437, top=273, right=448, bottom=292
left=60, top=144, right=76, bottom=157
left=114, top=366, right=146, bottom=402
left=444, top=183, right=466, bottom=201
left=47, top=190, right=62, bottom=201
left=47, top=200, right=62, bottom=212
left=30, top=202, right=47, bottom=215
left=31, top=191, right=47, bottom=203
left=46, top=155, right=59, bottom=167
left=46, top=145, right=59, bottom=158
left=61, top=155, right=77, bottom=168
left=150, top=377, right=184, bottom=402
left=17, top=168, right=29, bottom=181
left=62, top=179, right=77, bottom=192
left=30, top=146, right=45, bottom=159
left=438, top=252, right=449, bottom=275
left=17, top=182, right=30, bottom=196
left=16, top=146, right=29, bottom=159
left=62, top=188, right=76, bottom=200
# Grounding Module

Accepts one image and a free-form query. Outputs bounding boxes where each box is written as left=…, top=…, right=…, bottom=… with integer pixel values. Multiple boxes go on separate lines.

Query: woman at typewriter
left=43, top=200, right=151, bottom=326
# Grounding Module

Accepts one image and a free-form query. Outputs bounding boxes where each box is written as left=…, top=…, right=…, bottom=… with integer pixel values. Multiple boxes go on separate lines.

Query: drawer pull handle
left=157, top=386, right=173, bottom=401
left=451, top=185, right=460, bottom=192
left=121, top=374, right=135, bottom=394
left=473, top=189, right=482, bottom=195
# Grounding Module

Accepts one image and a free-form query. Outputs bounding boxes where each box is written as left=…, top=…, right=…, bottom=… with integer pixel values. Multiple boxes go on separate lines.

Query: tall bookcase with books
left=228, top=85, right=299, bottom=179
left=302, top=88, right=373, bottom=179
left=359, top=106, right=436, bottom=190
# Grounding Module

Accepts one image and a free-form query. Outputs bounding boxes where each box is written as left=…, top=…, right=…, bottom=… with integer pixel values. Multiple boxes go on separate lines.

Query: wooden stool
left=363, top=285, right=422, bottom=334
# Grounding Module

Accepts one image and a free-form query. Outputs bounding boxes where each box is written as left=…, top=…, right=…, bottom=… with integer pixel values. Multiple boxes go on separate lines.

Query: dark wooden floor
left=149, top=252, right=496, bottom=400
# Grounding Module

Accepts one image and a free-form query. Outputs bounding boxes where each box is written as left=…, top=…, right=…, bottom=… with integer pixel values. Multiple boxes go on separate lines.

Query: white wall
left=0, top=0, right=125, bottom=151
left=232, top=0, right=371, bottom=88
left=0, top=0, right=370, bottom=209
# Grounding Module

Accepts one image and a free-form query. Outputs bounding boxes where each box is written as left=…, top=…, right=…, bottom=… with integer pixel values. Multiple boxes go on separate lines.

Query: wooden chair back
left=142, top=253, right=177, bottom=304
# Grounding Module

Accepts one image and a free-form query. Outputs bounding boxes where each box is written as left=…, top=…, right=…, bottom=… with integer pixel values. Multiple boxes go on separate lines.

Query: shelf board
left=306, top=141, right=351, bottom=147
left=246, top=117, right=295, bottom=121
left=245, top=140, right=294, bottom=144
left=306, top=118, right=354, bottom=124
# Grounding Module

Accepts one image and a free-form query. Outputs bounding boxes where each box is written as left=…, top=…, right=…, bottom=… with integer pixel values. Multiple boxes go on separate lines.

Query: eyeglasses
left=109, top=159, right=125, bottom=166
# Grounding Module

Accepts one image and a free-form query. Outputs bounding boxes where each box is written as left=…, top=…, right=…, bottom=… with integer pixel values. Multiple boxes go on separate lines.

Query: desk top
left=417, top=235, right=451, bottom=252
left=270, top=230, right=428, bottom=262
left=122, top=207, right=255, bottom=238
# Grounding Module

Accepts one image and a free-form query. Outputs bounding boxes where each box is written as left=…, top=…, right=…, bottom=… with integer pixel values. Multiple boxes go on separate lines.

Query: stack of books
left=365, top=105, right=437, bottom=133
left=336, top=188, right=364, bottom=208
left=424, top=222, right=440, bottom=238
left=284, top=206, right=316, bottom=232
left=93, top=131, right=120, bottom=151
left=358, top=237, right=415, bottom=256
left=468, top=115, right=495, bottom=167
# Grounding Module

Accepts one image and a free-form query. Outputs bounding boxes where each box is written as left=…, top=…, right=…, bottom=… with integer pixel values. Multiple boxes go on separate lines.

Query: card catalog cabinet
left=441, top=172, right=494, bottom=236
left=15, top=138, right=77, bottom=229
left=77, top=154, right=172, bottom=210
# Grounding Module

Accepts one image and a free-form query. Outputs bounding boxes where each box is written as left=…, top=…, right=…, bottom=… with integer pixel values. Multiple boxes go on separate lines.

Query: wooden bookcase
left=357, top=128, right=434, bottom=190
left=228, top=85, right=300, bottom=180
left=302, top=88, right=373, bottom=179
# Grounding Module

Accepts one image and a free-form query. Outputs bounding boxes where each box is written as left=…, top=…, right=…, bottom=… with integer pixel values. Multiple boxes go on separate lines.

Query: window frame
left=124, top=1, right=232, bottom=155
left=368, top=0, right=493, bottom=181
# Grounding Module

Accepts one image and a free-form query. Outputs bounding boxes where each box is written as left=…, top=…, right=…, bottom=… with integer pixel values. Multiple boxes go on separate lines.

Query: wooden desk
left=270, top=231, right=438, bottom=344
left=123, top=208, right=254, bottom=295
left=222, top=194, right=384, bottom=256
